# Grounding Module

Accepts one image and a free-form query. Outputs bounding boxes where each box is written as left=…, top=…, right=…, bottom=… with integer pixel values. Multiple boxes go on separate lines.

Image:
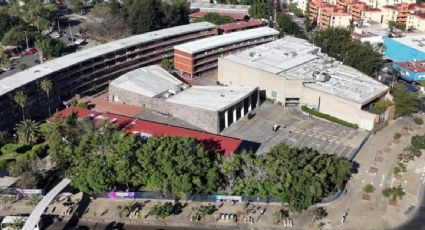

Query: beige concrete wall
left=218, top=58, right=304, bottom=103
left=330, top=15, right=352, bottom=28
left=361, top=10, right=383, bottom=22
left=407, top=14, right=425, bottom=32
left=302, top=86, right=378, bottom=130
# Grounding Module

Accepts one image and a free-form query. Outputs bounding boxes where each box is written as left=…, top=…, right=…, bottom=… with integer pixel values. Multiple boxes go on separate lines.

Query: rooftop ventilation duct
left=315, top=72, right=331, bottom=82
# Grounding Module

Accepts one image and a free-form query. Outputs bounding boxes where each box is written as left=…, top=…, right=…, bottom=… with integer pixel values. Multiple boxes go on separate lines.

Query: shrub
left=411, top=135, right=425, bottom=149
left=301, top=106, right=358, bottom=129
left=150, top=202, right=174, bottom=219
left=414, top=117, right=424, bottom=125
left=76, top=102, right=89, bottom=109
left=0, top=143, right=25, bottom=156
left=363, top=184, right=375, bottom=193
left=393, top=133, right=401, bottom=140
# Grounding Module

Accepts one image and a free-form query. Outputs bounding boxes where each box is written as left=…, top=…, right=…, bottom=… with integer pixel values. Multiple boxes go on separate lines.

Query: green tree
left=287, top=3, right=304, bottom=17
left=70, top=0, right=85, bottom=14
left=391, top=87, right=418, bottom=117
left=363, top=184, right=374, bottom=193
left=149, top=202, right=174, bottom=219
left=21, top=1, right=58, bottom=32
left=14, top=90, right=28, bottom=121
left=160, top=59, right=174, bottom=70
left=0, top=12, right=25, bottom=40
left=35, top=36, right=67, bottom=58
left=276, top=12, right=306, bottom=38
left=40, top=79, right=53, bottom=116
left=193, top=13, right=236, bottom=25
left=369, top=99, right=392, bottom=114
left=15, top=120, right=41, bottom=145
left=312, top=28, right=384, bottom=75
left=249, top=2, right=273, bottom=19
left=1, top=26, right=25, bottom=48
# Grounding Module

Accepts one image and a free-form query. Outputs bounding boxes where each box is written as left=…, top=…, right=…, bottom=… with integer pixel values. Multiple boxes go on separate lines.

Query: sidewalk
left=324, top=116, right=425, bottom=229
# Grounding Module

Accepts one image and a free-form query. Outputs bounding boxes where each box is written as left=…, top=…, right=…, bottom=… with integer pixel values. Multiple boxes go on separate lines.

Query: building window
left=271, top=91, right=277, bottom=98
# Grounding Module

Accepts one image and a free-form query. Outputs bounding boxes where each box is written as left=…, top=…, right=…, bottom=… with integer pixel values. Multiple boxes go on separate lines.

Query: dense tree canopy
left=391, top=86, right=419, bottom=117
left=193, top=13, right=236, bottom=25
left=223, top=145, right=353, bottom=211
left=0, top=12, right=25, bottom=40
left=80, top=4, right=131, bottom=43
left=248, top=2, right=273, bottom=19
left=35, top=36, right=67, bottom=58
left=120, top=0, right=190, bottom=34
left=276, top=13, right=306, bottom=38
left=312, top=28, right=384, bottom=76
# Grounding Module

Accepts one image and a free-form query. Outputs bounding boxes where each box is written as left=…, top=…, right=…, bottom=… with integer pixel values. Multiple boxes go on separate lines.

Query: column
left=224, top=110, right=229, bottom=128
left=233, top=107, right=237, bottom=123
left=248, top=95, right=252, bottom=112
left=240, top=102, right=245, bottom=117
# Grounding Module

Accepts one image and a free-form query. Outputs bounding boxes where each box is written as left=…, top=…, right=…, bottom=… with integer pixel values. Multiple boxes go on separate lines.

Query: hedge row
left=301, top=106, right=359, bottom=129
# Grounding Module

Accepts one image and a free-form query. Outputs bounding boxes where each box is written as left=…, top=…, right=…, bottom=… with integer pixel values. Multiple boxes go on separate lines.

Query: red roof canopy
left=51, top=107, right=242, bottom=155
left=395, top=61, right=425, bottom=73
left=218, top=19, right=264, bottom=32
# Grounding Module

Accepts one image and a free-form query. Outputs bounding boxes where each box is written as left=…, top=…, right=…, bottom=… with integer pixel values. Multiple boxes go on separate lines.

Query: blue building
left=392, top=61, right=425, bottom=82
left=384, top=35, right=425, bottom=62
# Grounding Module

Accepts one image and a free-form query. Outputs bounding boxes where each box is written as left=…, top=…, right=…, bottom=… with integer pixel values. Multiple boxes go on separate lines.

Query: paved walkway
left=322, top=116, right=425, bottom=229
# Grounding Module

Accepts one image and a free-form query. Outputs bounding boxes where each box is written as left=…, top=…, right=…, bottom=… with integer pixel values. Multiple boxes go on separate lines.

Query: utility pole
left=69, top=22, right=74, bottom=44
left=57, top=16, right=61, bottom=33
left=24, top=31, right=29, bottom=51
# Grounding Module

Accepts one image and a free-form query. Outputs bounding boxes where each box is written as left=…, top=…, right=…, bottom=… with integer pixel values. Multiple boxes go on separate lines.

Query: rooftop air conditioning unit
left=181, top=84, right=190, bottom=90
left=315, top=72, right=331, bottom=82
left=163, top=92, right=171, bottom=98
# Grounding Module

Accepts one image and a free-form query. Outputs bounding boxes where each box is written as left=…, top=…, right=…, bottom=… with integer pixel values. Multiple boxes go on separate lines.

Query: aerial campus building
left=109, top=65, right=259, bottom=134
left=218, top=36, right=391, bottom=131
left=392, top=61, right=425, bottom=82
left=0, top=22, right=218, bottom=130
left=174, top=27, right=279, bottom=77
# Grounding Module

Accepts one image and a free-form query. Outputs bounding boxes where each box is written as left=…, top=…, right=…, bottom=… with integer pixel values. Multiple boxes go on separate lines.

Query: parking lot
left=222, top=101, right=369, bottom=159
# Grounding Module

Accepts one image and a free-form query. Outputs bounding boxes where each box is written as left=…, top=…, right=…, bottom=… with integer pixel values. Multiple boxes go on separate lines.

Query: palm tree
left=15, top=119, right=41, bottom=145
left=40, top=79, right=53, bottom=115
left=14, top=90, right=28, bottom=121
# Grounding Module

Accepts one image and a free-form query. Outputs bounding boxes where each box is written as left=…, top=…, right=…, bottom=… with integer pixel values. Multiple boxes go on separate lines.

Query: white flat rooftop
left=389, top=34, right=425, bottom=53
left=222, top=36, right=389, bottom=104
left=110, top=65, right=183, bottom=98
left=174, top=27, right=279, bottom=54
left=166, top=86, right=256, bottom=111
left=223, top=36, right=320, bottom=79
left=303, top=64, right=389, bottom=104
left=0, top=22, right=216, bottom=96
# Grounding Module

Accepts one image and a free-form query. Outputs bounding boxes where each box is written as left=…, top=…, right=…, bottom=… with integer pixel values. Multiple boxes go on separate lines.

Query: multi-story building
left=0, top=22, right=218, bottom=130
left=406, top=12, right=425, bottom=31
left=384, top=35, right=425, bottom=61
left=218, top=36, right=391, bottom=131
left=174, top=27, right=279, bottom=78
left=347, top=2, right=368, bottom=20
left=309, top=0, right=326, bottom=21
left=392, top=61, right=425, bottom=82
left=288, top=0, right=310, bottom=13
left=217, top=19, right=266, bottom=34
left=358, top=0, right=414, bottom=8
left=109, top=65, right=260, bottom=134
left=381, top=3, right=410, bottom=24
left=317, top=5, right=352, bottom=29
left=361, top=8, right=383, bottom=22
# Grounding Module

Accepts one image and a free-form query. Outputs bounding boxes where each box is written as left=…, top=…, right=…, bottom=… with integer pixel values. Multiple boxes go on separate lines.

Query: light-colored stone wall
left=109, top=85, right=220, bottom=133
left=218, top=58, right=305, bottom=103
